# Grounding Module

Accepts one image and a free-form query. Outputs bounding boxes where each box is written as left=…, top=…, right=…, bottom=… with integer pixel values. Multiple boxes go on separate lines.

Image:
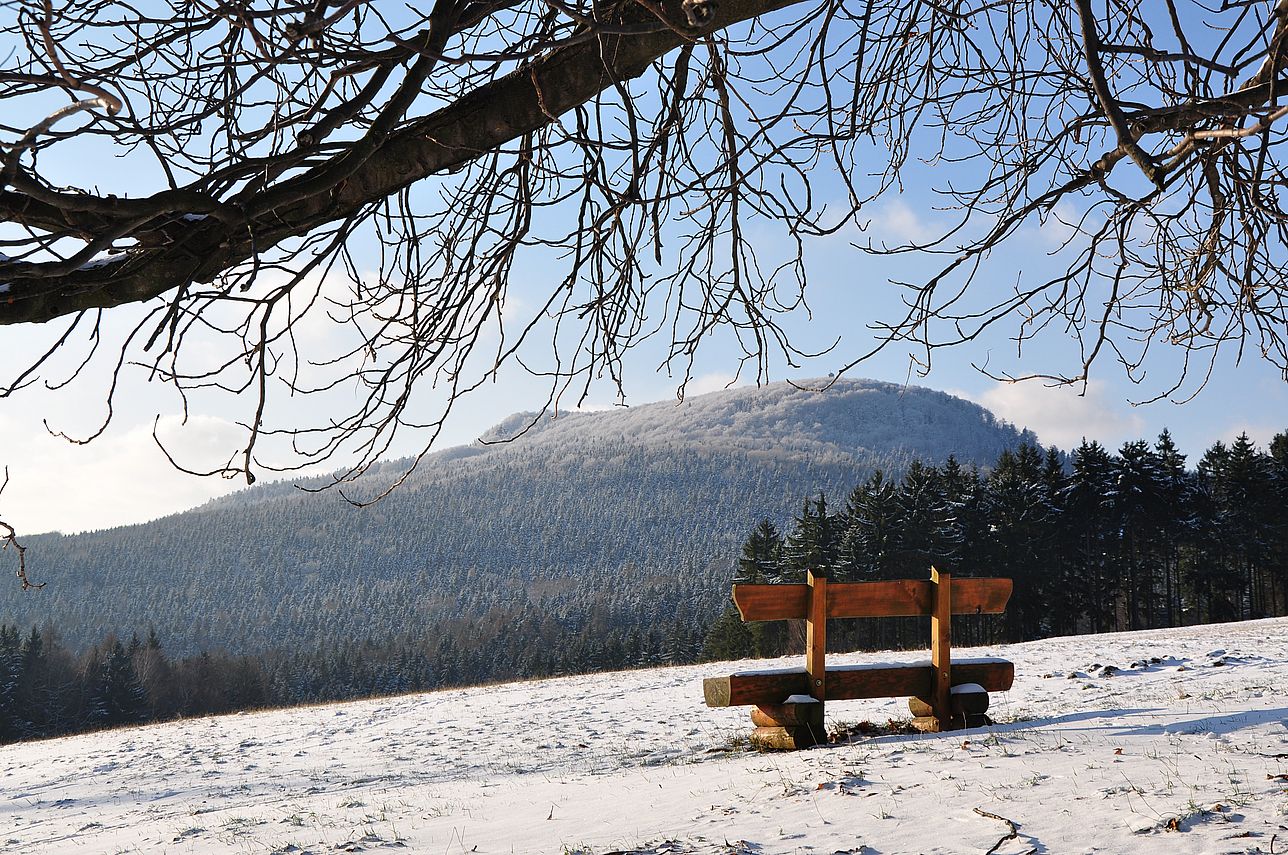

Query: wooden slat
left=946, top=578, right=1013, bottom=616
left=703, top=660, right=1014, bottom=708
left=703, top=670, right=808, bottom=707
left=732, top=584, right=808, bottom=621
left=826, top=579, right=930, bottom=618
left=733, top=578, right=1012, bottom=622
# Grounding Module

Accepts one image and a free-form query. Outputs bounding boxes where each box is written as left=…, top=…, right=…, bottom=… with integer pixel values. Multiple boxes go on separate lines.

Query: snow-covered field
left=4, top=619, right=1288, bottom=854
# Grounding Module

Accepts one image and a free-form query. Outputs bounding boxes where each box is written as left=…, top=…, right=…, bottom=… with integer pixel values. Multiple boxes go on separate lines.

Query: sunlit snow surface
left=4, top=619, right=1288, bottom=854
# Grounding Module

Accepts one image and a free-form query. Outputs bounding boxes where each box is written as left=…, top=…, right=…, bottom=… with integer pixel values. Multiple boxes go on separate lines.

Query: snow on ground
left=4, top=618, right=1288, bottom=854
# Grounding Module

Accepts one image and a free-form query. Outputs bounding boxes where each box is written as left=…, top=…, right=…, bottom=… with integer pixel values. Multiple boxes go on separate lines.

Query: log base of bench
left=909, top=686, right=991, bottom=732
left=749, top=725, right=822, bottom=750
left=748, top=701, right=824, bottom=749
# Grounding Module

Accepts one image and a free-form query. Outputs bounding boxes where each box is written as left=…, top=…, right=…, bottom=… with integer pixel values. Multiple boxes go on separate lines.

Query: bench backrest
left=721, top=567, right=1012, bottom=725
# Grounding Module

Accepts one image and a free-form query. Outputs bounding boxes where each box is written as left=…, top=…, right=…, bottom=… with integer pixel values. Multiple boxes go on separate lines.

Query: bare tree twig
left=974, top=806, right=1019, bottom=855
left=0, top=467, right=44, bottom=591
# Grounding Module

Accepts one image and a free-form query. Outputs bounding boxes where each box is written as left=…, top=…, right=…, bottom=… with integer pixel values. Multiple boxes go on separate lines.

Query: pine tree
left=1153, top=430, right=1194, bottom=625
left=839, top=471, right=900, bottom=582
left=736, top=519, right=783, bottom=584
left=891, top=460, right=954, bottom=578
left=1112, top=440, right=1166, bottom=629
left=87, top=641, right=149, bottom=729
left=783, top=494, right=840, bottom=579
left=1060, top=441, right=1116, bottom=633
left=0, top=625, right=21, bottom=743
left=984, top=444, right=1051, bottom=640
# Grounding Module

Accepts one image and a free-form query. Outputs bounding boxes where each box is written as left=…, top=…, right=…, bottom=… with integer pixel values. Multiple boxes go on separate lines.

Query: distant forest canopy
left=4, top=427, right=1286, bottom=745
left=703, top=430, right=1288, bottom=661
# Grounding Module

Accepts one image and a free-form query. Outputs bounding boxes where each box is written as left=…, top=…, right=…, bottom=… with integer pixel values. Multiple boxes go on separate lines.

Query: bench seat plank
left=703, top=658, right=1014, bottom=708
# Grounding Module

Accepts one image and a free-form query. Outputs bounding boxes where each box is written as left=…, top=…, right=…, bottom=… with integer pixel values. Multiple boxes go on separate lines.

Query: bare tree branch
left=0, top=0, right=1286, bottom=498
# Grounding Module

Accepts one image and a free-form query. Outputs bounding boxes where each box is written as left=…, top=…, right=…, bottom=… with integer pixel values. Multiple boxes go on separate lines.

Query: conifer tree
left=736, top=520, right=784, bottom=584
left=984, top=444, right=1051, bottom=640
left=890, top=461, right=956, bottom=579
left=0, top=626, right=20, bottom=743
left=1061, top=441, right=1116, bottom=633
left=1112, top=440, right=1165, bottom=629
left=839, top=472, right=900, bottom=582
left=88, top=641, right=149, bottom=729
left=1153, top=430, right=1194, bottom=625
left=783, top=495, right=840, bottom=580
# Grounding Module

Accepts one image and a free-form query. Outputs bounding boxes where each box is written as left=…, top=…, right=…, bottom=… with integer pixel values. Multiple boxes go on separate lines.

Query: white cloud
left=962, top=379, right=1146, bottom=450
left=1036, top=202, right=1082, bottom=248
left=684, top=372, right=745, bottom=397
left=1213, top=422, right=1280, bottom=450
left=869, top=199, right=934, bottom=245
left=0, top=413, right=244, bottom=535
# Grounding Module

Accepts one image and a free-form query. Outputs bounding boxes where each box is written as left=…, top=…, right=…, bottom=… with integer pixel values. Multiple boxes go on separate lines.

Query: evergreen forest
left=703, top=431, right=1288, bottom=660
left=4, top=427, right=1286, bottom=745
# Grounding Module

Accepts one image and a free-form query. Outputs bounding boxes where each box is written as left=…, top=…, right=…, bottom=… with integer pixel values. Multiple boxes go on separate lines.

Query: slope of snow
left=5, top=619, right=1288, bottom=854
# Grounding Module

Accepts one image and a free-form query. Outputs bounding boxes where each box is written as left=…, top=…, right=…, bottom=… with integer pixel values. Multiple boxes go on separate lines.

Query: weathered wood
left=930, top=566, right=952, bottom=727
left=910, top=716, right=941, bottom=733
left=749, top=725, right=821, bottom=750
left=950, top=686, right=990, bottom=716
left=910, top=688, right=990, bottom=718
left=806, top=569, right=827, bottom=703
left=732, top=578, right=1012, bottom=622
left=751, top=702, right=822, bottom=728
left=704, top=671, right=807, bottom=707
left=703, top=659, right=1014, bottom=707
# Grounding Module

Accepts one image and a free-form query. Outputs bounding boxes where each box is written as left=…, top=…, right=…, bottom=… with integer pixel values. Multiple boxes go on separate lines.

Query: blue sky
left=2, top=7, right=1287, bottom=536
left=3, top=188, right=1282, bottom=537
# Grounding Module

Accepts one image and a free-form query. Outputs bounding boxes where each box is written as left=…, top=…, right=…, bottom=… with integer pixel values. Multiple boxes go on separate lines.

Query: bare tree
left=2, top=0, right=1287, bottom=495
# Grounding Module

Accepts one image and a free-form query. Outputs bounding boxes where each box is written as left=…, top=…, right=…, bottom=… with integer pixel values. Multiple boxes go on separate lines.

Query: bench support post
left=803, top=568, right=828, bottom=743
left=930, top=566, right=952, bottom=732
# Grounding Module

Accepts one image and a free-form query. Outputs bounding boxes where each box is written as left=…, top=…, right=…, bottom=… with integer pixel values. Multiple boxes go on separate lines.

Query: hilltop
left=4, top=379, right=1033, bottom=663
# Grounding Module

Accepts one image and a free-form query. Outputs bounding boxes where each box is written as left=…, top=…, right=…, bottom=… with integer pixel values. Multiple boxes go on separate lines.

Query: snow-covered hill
left=7, top=378, right=1033, bottom=656
left=5, top=618, right=1287, bottom=854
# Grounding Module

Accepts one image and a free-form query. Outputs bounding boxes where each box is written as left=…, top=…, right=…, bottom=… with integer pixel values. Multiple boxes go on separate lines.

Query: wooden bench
left=703, top=566, right=1015, bottom=749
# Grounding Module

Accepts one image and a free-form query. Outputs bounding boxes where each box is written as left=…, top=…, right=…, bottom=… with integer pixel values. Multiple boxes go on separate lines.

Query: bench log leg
left=748, top=701, right=824, bottom=749
left=909, top=686, right=990, bottom=731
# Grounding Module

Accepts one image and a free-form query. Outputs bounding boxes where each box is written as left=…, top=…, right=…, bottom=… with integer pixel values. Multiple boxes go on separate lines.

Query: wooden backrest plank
left=732, top=584, right=809, bottom=621
left=733, top=577, right=1012, bottom=622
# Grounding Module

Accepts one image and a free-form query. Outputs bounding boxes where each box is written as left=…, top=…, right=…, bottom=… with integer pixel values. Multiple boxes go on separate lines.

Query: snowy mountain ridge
left=6, top=378, right=1034, bottom=656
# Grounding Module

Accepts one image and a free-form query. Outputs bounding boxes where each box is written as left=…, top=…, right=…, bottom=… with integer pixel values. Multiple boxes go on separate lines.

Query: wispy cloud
left=684, top=372, right=745, bottom=397
left=0, top=414, right=243, bottom=535
left=961, top=379, right=1146, bottom=450
left=869, top=199, right=934, bottom=245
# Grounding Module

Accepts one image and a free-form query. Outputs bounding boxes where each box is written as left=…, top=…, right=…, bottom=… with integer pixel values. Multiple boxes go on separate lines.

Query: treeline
left=0, top=626, right=267, bottom=742
left=703, top=430, right=1288, bottom=659
left=8, top=425, right=1286, bottom=745
left=0, top=607, right=707, bottom=745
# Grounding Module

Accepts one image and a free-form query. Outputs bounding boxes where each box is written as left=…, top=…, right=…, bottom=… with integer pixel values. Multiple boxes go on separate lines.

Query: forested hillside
left=704, top=432, right=1288, bottom=661
left=2, top=380, right=1032, bottom=661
